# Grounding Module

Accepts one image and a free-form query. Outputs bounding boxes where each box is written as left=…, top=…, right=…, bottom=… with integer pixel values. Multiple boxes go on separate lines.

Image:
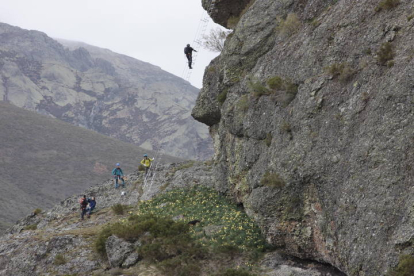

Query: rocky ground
left=0, top=162, right=344, bottom=276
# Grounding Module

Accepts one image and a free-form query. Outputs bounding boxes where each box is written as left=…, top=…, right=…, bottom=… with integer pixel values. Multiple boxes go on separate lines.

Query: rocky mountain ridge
left=192, top=0, right=414, bottom=275
left=0, top=22, right=212, bottom=160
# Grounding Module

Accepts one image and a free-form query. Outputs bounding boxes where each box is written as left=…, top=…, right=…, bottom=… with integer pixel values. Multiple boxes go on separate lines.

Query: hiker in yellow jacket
left=141, top=154, right=154, bottom=176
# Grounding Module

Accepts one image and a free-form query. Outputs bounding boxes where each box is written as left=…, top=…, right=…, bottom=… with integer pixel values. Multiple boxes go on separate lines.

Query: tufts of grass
left=260, top=76, right=298, bottom=106
left=377, top=42, right=395, bottom=65
left=137, top=164, right=146, bottom=172
left=260, top=172, right=285, bottom=189
left=24, top=224, right=37, bottom=231
left=217, top=89, right=228, bottom=105
left=388, top=254, right=414, bottom=276
left=265, top=133, right=272, bottom=147
left=171, top=161, right=195, bottom=175
left=408, top=14, right=414, bottom=21
left=216, top=268, right=256, bottom=276
left=54, top=254, right=67, bottom=265
left=248, top=80, right=270, bottom=97
left=237, top=95, right=249, bottom=113
left=111, top=204, right=127, bottom=215
left=33, top=208, right=42, bottom=215
left=325, top=63, right=355, bottom=83
left=375, top=0, right=400, bottom=12
left=277, top=13, right=301, bottom=37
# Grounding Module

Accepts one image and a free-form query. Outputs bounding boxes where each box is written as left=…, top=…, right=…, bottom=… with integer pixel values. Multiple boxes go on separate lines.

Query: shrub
left=33, top=208, right=42, bottom=215
left=260, top=172, right=285, bottom=189
left=94, top=226, right=113, bottom=257
left=217, top=89, right=228, bottom=105
left=265, top=133, right=272, bottom=147
left=24, top=224, right=37, bottom=231
left=54, top=254, right=66, bottom=265
left=277, top=13, right=301, bottom=37
left=267, top=76, right=284, bottom=90
left=408, top=14, right=414, bottom=21
left=377, top=42, right=394, bottom=65
left=375, top=0, right=400, bottom=12
left=111, top=204, right=127, bottom=215
left=388, top=254, right=414, bottom=276
left=138, top=164, right=146, bottom=172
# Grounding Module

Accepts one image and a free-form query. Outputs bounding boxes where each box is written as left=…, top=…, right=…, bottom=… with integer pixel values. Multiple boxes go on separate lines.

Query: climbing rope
left=181, top=0, right=217, bottom=82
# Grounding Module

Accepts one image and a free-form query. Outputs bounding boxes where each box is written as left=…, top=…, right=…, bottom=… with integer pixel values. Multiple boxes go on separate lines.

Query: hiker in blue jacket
left=112, top=163, right=125, bottom=189
left=87, top=197, right=96, bottom=218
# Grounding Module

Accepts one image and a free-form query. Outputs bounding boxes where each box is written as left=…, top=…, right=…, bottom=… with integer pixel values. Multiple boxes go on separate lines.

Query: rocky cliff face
left=193, top=0, right=414, bottom=275
left=0, top=23, right=212, bottom=160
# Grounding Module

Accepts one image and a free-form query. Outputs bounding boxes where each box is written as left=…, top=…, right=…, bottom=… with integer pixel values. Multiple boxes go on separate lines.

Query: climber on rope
left=184, top=44, right=197, bottom=69
left=79, top=195, right=88, bottom=220
left=112, top=163, right=125, bottom=189
left=141, top=154, right=155, bottom=177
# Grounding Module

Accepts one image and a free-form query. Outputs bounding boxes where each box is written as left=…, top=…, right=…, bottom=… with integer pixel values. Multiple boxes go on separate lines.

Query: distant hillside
left=0, top=102, right=181, bottom=233
left=0, top=22, right=213, bottom=160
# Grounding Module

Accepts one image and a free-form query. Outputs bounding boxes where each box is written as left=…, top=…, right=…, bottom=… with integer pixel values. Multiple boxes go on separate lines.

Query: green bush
left=375, top=0, right=400, bottom=12
left=138, top=164, right=146, bottom=172
left=94, top=226, right=113, bottom=257
left=277, top=13, right=301, bottom=37
left=267, top=76, right=284, bottom=90
left=217, top=89, right=228, bottom=105
left=261, top=172, right=285, bottom=189
left=111, top=204, right=127, bottom=215
left=377, top=42, right=394, bottom=65
left=388, top=254, right=414, bottom=276
left=54, top=254, right=67, bottom=265
left=33, top=208, right=42, bottom=215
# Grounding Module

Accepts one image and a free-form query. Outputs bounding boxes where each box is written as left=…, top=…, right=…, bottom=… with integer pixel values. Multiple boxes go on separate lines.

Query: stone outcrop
left=193, top=0, right=414, bottom=275
left=0, top=23, right=213, bottom=160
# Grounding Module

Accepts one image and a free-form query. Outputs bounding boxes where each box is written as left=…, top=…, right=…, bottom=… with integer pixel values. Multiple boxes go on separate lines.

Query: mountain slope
left=193, top=0, right=414, bottom=275
left=0, top=101, right=181, bottom=233
left=0, top=22, right=213, bottom=160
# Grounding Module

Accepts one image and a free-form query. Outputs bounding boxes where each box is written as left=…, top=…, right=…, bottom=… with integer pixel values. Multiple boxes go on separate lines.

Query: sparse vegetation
left=111, top=204, right=127, bottom=215
left=280, top=121, right=292, bottom=133
left=218, top=89, right=228, bottom=105
left=408, top=14, right=414, bottom=21
left=216, top=268, right=256, bottom=276
left=325, top=63, right=355, bottom=82
left=277, top=13, right=301, bottom=37
left=202, top=28, right=232, bottom=52
left=260, top=172, right=285, bottom=189
left=33, top=208, right=42, bottom=215
left=377, top=42, right=395, bottom=65
left=249, top=76, right=298, bottom=106
left=24, top=224, right=37, bottom=231
left=171, top=161, right=195, bottom=174
left=388, top=254, right=414, bottom=276
left=227, top=16, right=240, bottom=29
left=248, top=80, right=270, bottom=97
left=375, top=0, right=400, bottom=12
left=137, top=164, right=146, bottom=172
left=237, top=95, right=249, bottom=113
left=54, top=254, right=67, bottom=265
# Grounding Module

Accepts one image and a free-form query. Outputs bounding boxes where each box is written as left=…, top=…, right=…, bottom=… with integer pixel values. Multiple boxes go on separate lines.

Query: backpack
left=184, top=47, right=190, bottom=54
left=79, top=197, right=87, bottom=207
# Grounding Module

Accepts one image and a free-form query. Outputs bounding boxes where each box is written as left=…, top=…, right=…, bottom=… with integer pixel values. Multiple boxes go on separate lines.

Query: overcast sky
left=0, top=0, right=223, bottom=88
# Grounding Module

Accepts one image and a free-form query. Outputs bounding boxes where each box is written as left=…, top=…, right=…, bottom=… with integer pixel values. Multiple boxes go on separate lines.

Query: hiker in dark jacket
left=112, top=163, right=125, bottom=189
left=184, top=44, right=197, bottom=69
left=79, top=195, right=88, bottom=220
left=87, top=197, right=96, bottom=218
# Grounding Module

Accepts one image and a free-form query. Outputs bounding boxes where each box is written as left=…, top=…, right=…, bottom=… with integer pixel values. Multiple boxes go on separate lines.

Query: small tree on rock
left=202, top=28, right=232, bottom=52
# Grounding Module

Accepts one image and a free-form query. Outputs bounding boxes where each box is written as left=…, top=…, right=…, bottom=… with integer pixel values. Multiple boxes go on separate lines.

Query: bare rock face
left=105, top=235, right=135, bottom=268
left=193, top=0, right=414, bottom=275
left=0, top=23, right=213, bottom=160
left=202, top=0, right=252, bottom=28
